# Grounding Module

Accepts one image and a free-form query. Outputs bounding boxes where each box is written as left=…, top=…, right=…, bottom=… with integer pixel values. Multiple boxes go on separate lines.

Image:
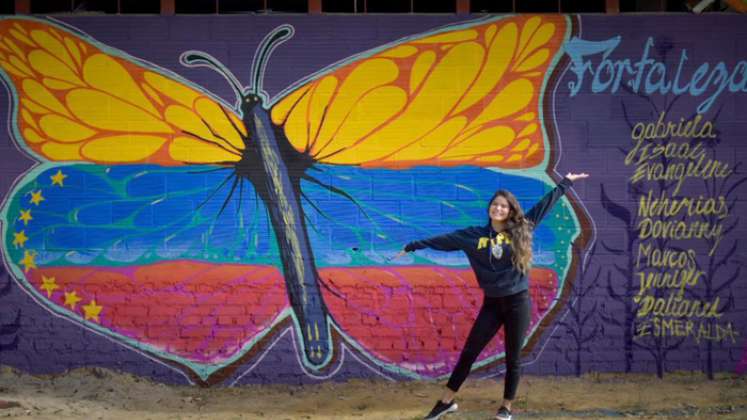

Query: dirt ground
left=0, top=367, right=745, bottom=419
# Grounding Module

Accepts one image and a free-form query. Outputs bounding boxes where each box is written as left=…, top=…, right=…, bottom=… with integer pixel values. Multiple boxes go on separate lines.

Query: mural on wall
left=563, top=27, right=746, bottom=377
left=0, top=15, right=587, bottom=383
left=0, top=14, right=744, bottom=385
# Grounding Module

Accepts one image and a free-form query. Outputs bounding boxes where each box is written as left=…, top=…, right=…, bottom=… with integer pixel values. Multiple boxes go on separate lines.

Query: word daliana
left=635, top=291, right=721, bottom=318
left=635, top=317, right=738, bottom=344
left=564, top=36, right=747, bottom=113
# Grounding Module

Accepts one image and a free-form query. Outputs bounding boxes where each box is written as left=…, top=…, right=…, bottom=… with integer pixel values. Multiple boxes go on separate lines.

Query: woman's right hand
left=390, top=249, right=408, bottom=260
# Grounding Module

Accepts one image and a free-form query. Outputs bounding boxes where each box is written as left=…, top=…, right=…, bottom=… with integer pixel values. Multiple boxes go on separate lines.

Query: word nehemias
left=638, top=190, right=729, bottom=219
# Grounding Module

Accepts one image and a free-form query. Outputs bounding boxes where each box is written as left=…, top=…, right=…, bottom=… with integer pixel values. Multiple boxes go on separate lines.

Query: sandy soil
left=0, top=367, right=745, bottom=419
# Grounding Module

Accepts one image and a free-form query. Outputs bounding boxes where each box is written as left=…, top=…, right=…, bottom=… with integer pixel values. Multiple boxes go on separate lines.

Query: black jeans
left=446, top=290, right=531, bottom=400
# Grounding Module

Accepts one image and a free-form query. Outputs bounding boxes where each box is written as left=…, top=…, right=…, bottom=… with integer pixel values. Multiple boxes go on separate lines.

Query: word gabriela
left=564, top=36, right=747, bottom=113
left=628, top=112, right=716, bottom=144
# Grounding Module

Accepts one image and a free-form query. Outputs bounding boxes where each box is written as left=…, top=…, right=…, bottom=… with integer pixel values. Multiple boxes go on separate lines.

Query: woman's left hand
left=565, top=172, right=590, bottom=182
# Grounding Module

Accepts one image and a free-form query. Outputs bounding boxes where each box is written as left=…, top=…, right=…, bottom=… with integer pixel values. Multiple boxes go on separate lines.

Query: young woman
left=393, top=172, right=589, bottom=420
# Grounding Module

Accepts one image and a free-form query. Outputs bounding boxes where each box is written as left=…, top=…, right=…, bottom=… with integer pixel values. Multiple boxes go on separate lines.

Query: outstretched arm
left=524, top=172, right=589, bottom=226
left=391, top=228, right=469, bottom=260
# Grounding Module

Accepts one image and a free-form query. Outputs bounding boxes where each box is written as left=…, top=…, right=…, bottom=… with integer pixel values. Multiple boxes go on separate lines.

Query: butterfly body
left=238, top=94, right=332, bottom=366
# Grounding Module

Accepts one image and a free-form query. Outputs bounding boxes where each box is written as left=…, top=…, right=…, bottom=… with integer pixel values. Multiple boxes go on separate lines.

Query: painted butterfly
left=0, top=15, right=582, bottom=384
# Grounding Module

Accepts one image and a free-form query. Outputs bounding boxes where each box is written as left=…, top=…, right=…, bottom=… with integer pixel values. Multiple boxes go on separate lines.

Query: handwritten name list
left=626, top=112, right=738, bottom=344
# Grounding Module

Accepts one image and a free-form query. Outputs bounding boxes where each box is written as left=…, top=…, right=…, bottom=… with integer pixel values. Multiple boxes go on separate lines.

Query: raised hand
left=565, top=172, right=590, bottom=182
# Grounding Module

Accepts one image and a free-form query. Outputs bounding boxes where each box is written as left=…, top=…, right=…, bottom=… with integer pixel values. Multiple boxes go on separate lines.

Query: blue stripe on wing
left=300, top=165, right=570, bottom=269
left=5, top=165, right=276, bottom=267
left=4, top=164, right=574, bottom=274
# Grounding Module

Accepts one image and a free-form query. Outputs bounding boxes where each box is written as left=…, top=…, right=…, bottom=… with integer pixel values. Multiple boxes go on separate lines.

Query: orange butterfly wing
left=271, top=15, right=569, bottom=169
left=0, top=18, right=247, bottom=166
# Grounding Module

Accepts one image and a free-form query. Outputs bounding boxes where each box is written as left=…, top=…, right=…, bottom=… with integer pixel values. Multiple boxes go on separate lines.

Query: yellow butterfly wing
left=0, top=18, right=246, bottom=166
left=271, top=15, right=569, bottom=169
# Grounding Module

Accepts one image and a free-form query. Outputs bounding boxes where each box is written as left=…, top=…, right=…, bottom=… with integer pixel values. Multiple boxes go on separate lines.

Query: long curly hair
left=487, top=190, right=534, bottom=274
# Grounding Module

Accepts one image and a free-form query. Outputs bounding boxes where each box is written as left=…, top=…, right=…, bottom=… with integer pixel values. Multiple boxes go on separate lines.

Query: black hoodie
left=404, top=177, right=573, bottom=297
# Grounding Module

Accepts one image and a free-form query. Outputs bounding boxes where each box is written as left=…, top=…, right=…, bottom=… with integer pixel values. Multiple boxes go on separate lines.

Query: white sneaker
left=424, top=400, right=458, bottom=419
left=495, top=405, right=512, bottom=420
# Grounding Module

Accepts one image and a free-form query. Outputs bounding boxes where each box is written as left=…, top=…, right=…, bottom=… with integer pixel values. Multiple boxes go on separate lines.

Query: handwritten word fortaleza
left=564, top=36, right=747, bottom=113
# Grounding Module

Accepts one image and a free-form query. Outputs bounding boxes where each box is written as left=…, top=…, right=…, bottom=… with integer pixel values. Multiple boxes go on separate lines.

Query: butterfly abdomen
left=241, top=101, right=332, bottom=367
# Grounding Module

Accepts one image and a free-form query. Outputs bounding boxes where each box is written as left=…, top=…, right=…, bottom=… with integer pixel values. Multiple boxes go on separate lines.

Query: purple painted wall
left=0, top=14, right=745, bottom=385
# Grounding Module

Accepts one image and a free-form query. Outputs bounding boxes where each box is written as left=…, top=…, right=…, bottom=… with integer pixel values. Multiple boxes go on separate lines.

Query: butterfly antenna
left=250, top=24, right=295, bottom=100
left=180, top=50, right=245, bottom=103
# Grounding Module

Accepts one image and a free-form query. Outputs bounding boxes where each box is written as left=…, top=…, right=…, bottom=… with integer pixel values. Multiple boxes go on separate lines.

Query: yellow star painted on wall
left=18, top=209, right=32, bottom=225
left=12, top=231, right=28, bottom=248
left=83, top=299, right=103, bottom=322
left=64, top=291, right=82, bottom=310
left=40, top=275, right=59, bottom=298
left=50, top=170, right=67, bottom=187
left=29, top=190, right=45, bottom=206
left=19, top=250, right=37, bottom=272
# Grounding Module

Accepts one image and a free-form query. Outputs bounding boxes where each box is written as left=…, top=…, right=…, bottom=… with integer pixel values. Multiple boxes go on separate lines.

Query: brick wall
left=0, top=14, right=745, bottom=385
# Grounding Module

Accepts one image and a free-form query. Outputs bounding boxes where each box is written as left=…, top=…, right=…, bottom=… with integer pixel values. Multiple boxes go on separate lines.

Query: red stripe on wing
left=318, top=266, right=558, bottom=377
left=28, top=261, right=288, bottom=363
